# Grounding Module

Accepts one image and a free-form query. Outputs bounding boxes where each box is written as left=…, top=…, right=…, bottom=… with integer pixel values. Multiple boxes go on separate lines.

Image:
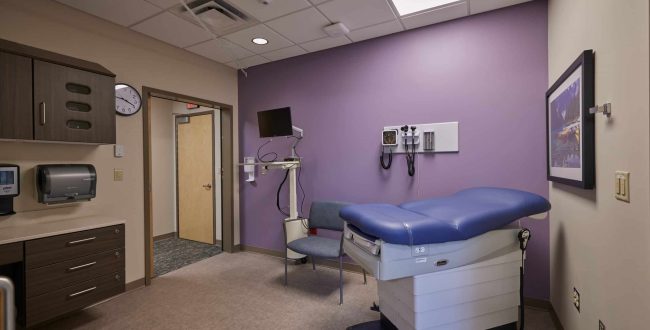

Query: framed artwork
left=546, top=50, right=595, bottom=189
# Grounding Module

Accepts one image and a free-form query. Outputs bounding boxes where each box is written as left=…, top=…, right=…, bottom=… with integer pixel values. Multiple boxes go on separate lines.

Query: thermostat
left=382, top=129, right=398, bottom=146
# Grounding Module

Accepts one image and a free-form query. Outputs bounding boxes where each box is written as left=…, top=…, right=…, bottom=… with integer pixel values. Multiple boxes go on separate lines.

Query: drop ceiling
left=55, top=0, right=532, bottom=69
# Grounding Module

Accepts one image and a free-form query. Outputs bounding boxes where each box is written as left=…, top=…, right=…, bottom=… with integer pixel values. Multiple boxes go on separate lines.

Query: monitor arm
left=290, top=126, right=304, bottom=158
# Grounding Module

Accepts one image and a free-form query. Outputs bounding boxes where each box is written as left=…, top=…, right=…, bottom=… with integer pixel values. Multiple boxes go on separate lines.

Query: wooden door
left=177, top=113, right=215, bottom=244
left=33, top=60, right=115, bottom=144
left=0, top=51, right=32, bottom=140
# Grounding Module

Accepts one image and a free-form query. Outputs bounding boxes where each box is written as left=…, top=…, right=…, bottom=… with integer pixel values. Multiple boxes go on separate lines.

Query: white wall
left=548, top=0, right=650, bottom=328
left=0, top=0, right=239, bottom=283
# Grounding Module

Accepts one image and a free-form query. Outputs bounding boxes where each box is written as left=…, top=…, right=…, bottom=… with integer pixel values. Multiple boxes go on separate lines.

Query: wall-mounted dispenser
left=36, top=164, right=96, bottom=204
left=0, top=164, right=19, bottom=216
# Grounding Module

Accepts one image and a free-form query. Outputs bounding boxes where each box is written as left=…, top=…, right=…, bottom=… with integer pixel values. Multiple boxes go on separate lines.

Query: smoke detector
left=323, top=22, right=350, bottom=37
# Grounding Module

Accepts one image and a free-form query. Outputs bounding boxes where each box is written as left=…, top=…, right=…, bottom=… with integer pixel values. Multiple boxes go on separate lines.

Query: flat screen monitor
left=257, top=107, right=293, bottom=138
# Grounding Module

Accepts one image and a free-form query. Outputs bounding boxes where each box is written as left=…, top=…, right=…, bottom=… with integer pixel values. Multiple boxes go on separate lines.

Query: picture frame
left=546, top=50, right=595, bottom=189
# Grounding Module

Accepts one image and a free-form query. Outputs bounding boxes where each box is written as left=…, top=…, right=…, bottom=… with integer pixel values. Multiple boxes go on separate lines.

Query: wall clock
left=115, top=83, right=142, bottom=116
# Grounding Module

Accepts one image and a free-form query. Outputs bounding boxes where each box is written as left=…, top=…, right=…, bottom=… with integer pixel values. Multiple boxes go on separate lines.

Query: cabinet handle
left=67, top=237, right=96, bottom=246
left=68, top=286, right=96, bottom=298
left=67, top=261, right=97, bottom=272
left=39, top=102, right=46, bottom=125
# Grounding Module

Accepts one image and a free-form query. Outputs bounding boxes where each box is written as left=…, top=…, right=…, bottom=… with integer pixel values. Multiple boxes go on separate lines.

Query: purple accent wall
left=238, top=1, right=549, bottom=299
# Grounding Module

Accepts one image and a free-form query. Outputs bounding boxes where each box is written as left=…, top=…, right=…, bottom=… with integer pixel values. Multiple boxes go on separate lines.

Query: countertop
left=0, top=212, right=125, bottom=245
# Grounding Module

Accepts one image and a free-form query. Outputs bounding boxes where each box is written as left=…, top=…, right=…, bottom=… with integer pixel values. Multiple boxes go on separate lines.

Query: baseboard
left=523, top=298, right=564, bottom=330
left=125, top=278, right=146, bottom=291
left=153, top=232, right=176, bottom=241
left=239, top=244, right=366, bottom=274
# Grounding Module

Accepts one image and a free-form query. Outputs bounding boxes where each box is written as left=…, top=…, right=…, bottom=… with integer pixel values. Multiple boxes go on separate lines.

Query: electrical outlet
left=599, top=320, right=606, bottom=330
left=572, top=287, right=581, bottom=312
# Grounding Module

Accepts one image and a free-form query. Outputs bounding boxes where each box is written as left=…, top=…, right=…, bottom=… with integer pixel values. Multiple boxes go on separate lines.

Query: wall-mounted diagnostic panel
left=383, top=122, right=459, bottom=154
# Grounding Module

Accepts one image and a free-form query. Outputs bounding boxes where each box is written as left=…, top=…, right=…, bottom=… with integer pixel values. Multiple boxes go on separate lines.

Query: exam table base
left=347, top=318, right=517, bottom=330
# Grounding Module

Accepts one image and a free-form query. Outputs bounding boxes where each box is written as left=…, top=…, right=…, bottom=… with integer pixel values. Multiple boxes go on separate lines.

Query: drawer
left=26, top=248, right=124, bottom=298
left=26, top=224, right=124, bottom=269
left=0, top=242, right=23, bottom=266
left=26, top=271, right=124, bottom=327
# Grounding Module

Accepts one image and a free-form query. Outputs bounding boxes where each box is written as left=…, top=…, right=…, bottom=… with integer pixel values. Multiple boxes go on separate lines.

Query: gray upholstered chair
left=283, top=201, right=366, bottom=305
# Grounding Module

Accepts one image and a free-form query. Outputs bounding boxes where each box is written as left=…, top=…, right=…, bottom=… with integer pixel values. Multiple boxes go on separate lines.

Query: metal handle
left=68, top=286, right=96, bottom=298
left=39, top=102, right=46, bottom=125
left=67, top=237, right=96, bottom=246
left=202, top=183, right=212, bottom=190
left=0, top=276, right=15, bottom=330
left=67, top=261, right=97, bottom=272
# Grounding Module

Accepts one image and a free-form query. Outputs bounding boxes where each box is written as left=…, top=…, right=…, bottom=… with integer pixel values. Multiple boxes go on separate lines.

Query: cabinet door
left=33, top=60, right=115, bottom=144
left=0, top=52, right=33, bottom=140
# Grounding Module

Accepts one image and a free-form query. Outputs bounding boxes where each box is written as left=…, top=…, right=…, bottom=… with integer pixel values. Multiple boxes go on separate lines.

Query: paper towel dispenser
left=36, top=164, right=96, bottom=204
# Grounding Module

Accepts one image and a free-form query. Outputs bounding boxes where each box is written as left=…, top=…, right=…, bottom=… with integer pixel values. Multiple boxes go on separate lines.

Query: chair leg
left=363, top=269, right=367, bottom=285
left=339, top=256, right=343, bottom=305
left=284, top=249, right=288, bottom=286
left=312, top=257, right=316, bottom=271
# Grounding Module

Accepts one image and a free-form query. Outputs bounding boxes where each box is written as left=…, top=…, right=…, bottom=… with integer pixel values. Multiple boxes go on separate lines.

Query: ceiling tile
left=227, top=55, right=270, bottom=69
left=131, top=12, right=211, bottom=48
left=262, top=46, right=307, bottom=61
left=469, top=0, right=531, bottom=15
left=232, top=0, right=311, bottom=22
left=300, top=35, right=350, bottom=52
left=56, top=0, right=162, bottom=26
left=317, top=0, right=396, bottom=30
left=186, top=39, right=255, bottom=63
left=224, top=24, right=294, bottom=53
left=309, top=0, right=329, bottom=4
left=348, top=20, right=403, bottom=42
left=145, top=0, right=178, bottom=10
left=401, top=2, right=468, bottom=30
left=266, top=8, right=330, bottom=44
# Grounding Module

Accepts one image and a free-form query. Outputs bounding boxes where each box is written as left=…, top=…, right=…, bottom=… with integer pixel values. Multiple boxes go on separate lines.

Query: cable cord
left=257, top=139, right=278, bottom=163
left=380, top=147, right=392, bottom=169
left=405, top=138, right=416, bottom=176
left=276, top=169, right=290, bottom=217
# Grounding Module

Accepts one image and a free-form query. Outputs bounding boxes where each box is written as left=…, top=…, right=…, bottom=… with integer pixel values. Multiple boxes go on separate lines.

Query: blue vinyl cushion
left=339, top=187, right=551, bottom=245
left=287, top=236, right=341, bottom=258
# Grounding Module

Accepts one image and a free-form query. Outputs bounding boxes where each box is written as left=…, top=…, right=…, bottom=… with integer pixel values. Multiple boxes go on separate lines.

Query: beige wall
left=150, top=98, right=223, bottom=240
left=151, top=98, right=175, bottom=237
left=0, top=0, right=239, bottom=283
left=548, top=0, right=650, bottom=328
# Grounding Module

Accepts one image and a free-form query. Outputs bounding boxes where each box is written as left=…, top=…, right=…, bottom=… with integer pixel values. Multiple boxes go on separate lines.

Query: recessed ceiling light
left=252, top=37, right=268, bottom=45
left=390, top=0, right=458, bottom=16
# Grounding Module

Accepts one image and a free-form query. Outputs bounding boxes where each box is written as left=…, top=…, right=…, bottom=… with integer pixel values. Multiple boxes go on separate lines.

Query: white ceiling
left=55, top=0, right=532, bottom=69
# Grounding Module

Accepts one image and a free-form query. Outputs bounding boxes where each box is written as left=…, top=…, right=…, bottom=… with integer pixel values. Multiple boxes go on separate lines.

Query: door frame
left=142, top=86, right=235, bottom=286
left=175, top=111, right=216, bottom=245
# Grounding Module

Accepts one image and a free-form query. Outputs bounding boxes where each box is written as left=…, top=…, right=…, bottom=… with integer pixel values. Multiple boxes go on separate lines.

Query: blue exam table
left=340, top=187, right=550, bottom=330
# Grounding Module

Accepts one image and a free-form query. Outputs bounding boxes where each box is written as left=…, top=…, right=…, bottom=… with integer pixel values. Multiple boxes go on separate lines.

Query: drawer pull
left=68, top=286, right=96, bottom=298
left=39, top=102, right=46, bottom=125
left=67, top=261, right=97, bottom=272
left=67, top=237, right=96, bottom=246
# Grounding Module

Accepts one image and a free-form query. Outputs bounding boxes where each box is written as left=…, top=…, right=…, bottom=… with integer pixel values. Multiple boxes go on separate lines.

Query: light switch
left=114, top=169, right=124, bottom=182
left=615, top=171, right=630, bottom=202
left=114, top=144, right=125, bottom=158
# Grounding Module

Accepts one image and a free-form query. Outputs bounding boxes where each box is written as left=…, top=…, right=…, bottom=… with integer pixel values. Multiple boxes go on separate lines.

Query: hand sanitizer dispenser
left=0, top=164, right=19, bottom=216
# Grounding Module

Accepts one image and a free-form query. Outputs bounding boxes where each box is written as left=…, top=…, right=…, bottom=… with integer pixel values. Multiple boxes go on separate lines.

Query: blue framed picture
left=546, top=50, right=595, bottom=189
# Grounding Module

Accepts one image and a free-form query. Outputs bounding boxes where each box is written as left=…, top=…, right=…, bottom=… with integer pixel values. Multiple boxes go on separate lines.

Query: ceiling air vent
left=179, top=0, right=253, bottom=35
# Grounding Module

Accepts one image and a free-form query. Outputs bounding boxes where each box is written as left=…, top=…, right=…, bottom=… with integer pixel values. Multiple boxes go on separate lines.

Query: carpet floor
left=38, top=252, right=558, bottom=330
left=153, top=236, right=222, bottom=277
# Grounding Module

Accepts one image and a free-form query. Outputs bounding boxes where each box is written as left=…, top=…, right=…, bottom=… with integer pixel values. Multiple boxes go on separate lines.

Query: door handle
left=67, top=261, right=97, bottom=272
left=39, top=102, right=46, bottom=125
left=68, top=286, right=97, bottom=298
left=202, top=183, right=212, bottom=190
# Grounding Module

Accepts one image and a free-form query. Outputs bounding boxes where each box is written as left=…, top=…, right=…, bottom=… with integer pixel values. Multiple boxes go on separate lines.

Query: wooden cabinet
left=0, top=224, right=125, bottom=328
left=0, top=38, right=116, bottom=144
left=0, top=51, right=33, bottom=140
left=33, top=61, right=115, bottom=144
left=24, top=224, right=125, bottom=327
